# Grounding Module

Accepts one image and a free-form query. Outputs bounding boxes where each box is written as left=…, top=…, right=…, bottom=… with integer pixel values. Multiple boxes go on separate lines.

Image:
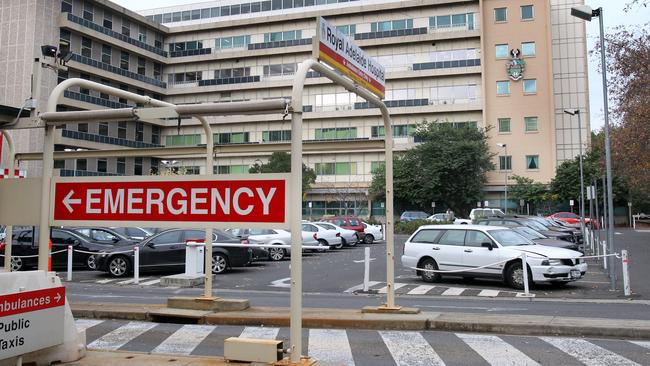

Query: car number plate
left=570, top=269, right=581, bottom=279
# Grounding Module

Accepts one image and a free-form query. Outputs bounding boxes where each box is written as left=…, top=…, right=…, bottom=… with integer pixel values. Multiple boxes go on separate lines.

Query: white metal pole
left=66, top=245, right=72, bottom=282
left=633, top=215, right=636, bottom=229
left=521, top=252, right=529, bottom=296
left=134, top=246, right=139, bottom=285
left=2, top=130, right=15, bottom=271
left=576, top=112, right=586, bottom=250
left=198, top=116, right=215, bottom=299
left=363, top=246, right=370, bottom=292
left=621, top=249, right=630, bottom=296
left=504, top=145, right=508, bottom=214
left=603, top=241, right=607, bottom=270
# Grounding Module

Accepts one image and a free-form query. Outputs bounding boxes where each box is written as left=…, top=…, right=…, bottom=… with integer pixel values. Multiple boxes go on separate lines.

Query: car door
left=404, top=228, right=443, bottom=267
left=462, top=229, right=505, bottom=276
left=432, top=229, right=467, bottom=271
left=142, top=230, right=184, bottom=270
left=50, top=230, right=78, bottom=267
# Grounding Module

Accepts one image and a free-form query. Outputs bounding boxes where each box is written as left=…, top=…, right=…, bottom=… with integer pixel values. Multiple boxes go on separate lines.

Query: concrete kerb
left=70, top=302, right=650, bottom=339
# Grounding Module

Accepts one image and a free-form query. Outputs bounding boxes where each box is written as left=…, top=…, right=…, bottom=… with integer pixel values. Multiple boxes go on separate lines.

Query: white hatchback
left=302, top=222, right=343, bottom=249
left=401, top=224, right=587, bottom=289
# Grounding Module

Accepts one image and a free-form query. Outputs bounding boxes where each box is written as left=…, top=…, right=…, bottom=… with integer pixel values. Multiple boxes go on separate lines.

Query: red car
left=321, top=216, right=365, bottom=240
left=547, top=212, right=595, bottom=228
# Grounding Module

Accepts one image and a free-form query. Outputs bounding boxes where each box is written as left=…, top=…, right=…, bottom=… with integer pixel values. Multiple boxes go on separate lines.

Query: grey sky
left=112, top=0, right=650, bottom=131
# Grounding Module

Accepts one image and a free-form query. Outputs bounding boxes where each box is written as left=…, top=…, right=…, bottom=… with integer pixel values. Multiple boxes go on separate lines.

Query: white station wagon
left=401, top=225, right=587, bottom=289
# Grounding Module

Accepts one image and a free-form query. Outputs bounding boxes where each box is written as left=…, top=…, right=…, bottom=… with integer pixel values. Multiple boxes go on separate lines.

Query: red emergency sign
left=52, top=177, right=287, bottom=226
left=0, top=287, right=65, bottom=317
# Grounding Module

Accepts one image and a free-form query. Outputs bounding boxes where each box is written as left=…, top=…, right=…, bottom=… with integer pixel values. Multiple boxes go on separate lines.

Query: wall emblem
left=506, top=49, right=526, bottom=81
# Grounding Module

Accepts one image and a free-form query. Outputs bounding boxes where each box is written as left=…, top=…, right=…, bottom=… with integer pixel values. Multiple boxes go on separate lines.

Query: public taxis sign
left=0, top=287, right=65, bottom=360
left=315, top=17, right=386, bottom=99
left=51, top=174, right=290, bottom=229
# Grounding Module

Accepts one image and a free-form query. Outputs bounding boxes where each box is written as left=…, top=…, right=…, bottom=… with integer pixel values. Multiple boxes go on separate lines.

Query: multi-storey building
left=0, top=0, right=589, bottom=218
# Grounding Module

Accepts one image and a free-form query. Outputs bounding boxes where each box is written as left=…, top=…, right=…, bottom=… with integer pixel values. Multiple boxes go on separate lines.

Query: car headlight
left=541, top=259, right=562, bottom=266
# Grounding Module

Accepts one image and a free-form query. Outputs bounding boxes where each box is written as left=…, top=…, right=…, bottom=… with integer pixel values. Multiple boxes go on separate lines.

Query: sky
left=111, top=0, right=650, bottom=131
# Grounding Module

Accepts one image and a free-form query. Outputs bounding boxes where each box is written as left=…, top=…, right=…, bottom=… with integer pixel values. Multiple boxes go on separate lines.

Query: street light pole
left=571, top=5, right=616, bottom=291
left=564, top=110, right=586, bottom=249
left=497, top=143, right=508, bottom=214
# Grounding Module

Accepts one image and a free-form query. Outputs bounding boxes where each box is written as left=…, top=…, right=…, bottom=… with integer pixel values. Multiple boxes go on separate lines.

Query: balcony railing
left=198, top=75, right=261, bottom=87
left=354, top=27, right=428, bottom=41
left=247, top=38, right=311, bottom=50
left=63, top=90, right=134, bottom=109
left=355, top=99, right=429, bottom=109
left=169, top=48, right=212, bottom=57
left=70, top=53, right=166, bottom=88
left=60, top=169, right=122, bottom=177
left=413, top=58, right=481, bottom=71
left=66, top=13, right=167, bottom=57
left=62, top=129, right=163, bottom=148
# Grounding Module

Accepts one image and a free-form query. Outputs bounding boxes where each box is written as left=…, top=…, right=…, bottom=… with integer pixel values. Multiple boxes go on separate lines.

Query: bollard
left=602, top=241, right=607, bottom=270
left=622, top=250, right=631, bottom=296
left=363, top=246, right=370, bottom=292
left=633, top=216, right=636, bottom=230
left=521, top=252, right=529, bottom=296
left=133, top=246, right=140, bottom=284
left=67, top=245, right=73, bottom=282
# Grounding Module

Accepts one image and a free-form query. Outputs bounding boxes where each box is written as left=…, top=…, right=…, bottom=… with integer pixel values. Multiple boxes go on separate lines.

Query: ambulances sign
left=315, top=17, right=386, bottom=99
left=51, top=174, right=290, bottom=229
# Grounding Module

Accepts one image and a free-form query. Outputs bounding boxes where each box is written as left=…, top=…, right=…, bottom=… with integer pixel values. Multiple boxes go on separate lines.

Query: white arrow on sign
left=63, top=190, right=81, bottom=213
left=54, top=292, right=62, bottom=303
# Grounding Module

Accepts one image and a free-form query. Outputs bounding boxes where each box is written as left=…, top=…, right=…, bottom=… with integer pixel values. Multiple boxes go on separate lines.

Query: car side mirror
left=481, top=242, right=494, bottom=250
left=112, top=237, right=120, bottom=243
left=146, top=241, right=155, bottom=248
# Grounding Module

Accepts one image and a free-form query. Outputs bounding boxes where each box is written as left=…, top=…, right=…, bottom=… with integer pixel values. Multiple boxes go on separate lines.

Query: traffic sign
left=51, top=174, right=290, bottom=229
left=0, top=287, right=65, bottom=360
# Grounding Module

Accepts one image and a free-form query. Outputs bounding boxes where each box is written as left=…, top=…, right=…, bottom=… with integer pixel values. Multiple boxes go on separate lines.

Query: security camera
left=41, top=45, right=58, bottom=58
left=57, top=50, right=73, bottom=65
left=570, top=5, right=596, bottom=21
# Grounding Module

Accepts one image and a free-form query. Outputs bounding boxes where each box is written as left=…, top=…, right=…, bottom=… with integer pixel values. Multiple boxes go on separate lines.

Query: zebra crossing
left=344, top=281, right=531, bottom=298
left=77, top=319, right=649, bottom=365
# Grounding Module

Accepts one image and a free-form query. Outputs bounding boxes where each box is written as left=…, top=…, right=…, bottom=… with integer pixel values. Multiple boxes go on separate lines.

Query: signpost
left=0, top=287, right=65, bottom=360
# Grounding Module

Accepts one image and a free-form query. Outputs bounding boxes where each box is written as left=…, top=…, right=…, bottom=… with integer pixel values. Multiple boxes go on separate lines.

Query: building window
left=523, top=79, right=537, bottom=94
left=121, top=20, right=130, bottom=37
left=521, top=5, right=534, bottom=20
left=138, top=31, right=147, bottom=43
left=153, top=63, right=162, bottom=80
left=216, top=35, right=250, bottom=49
left=79, top=74, right=90, bottom=95
left=155, top=34, right=163, bottom=49
left=214, top=132, right=249, bottom=144
left=98, top=122, right=109, bottom=136
left=314, top=127, right=357, bottom=140
left=151, top=126, right=160, bottom=145
left=494, top=7, right=507, bottom=22
left=499, top=156, right=512, bottom=171
left=101, top=44, right=111, bottom=64
left=76, top=159, right=87, bottom=171
left=54, top=160, right=65, bottom=169
left=135, top=122, right=144, bottom=142
left=214, top=165, right=247, bottom=174
left=335, top=24, right=356, bottom=36
left=522, top=42, right=535, bottom=56
left=118, top=84, right=128, bottom=104
left=97, top=158, right=107, bottom=173
left=315, top=162, right=357, bottom=175
left=61, top=0, right=72, bottom=13
left=262, top=130, right=291, bottom=142
left=524, top=116, right=538, bottom=132
left=117, top=158, right=126, bottom=174
left=264, top=30, right=302, bottom=42
left=134, top=157, right=143, bottom=175
left=370, top=161, right=385, bottom=173
left=137, top=57, right=146, bottom=75
left=81, top=37, right=92, bottom=58
left=118, top=121, right=127, bottom=139
left=78, top=123, right=88, bottom=133
left=498, top=118, right=511, bottom=133
left=166, top=134, right=201, bottom=146
left=371, top=125, right=416, bottom=138
left=150, top=158, right=159, bottom=174
left=370, top=19, right=414, bottom=32
left=495, top=44, right=509, bottom=58
left=82, top=1, right=93, bottom=21
left=526, top=155, right=539, bottom=169
left=496, top=81, right=510, bottom=95
left=103, top=12, right=113, bottom=29
left=120, top=51, right=129, bottom=70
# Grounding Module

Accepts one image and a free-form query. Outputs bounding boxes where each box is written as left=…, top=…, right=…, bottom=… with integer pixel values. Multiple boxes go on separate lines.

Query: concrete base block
left=168, top=296, right=250, bottom=312
left=160, top=274, right=204, bottom=287
left=361, top=305, right=421, bottom=314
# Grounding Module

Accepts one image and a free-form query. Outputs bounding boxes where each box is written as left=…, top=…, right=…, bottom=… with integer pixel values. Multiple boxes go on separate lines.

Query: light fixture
left=41, top=45, right=57, bottom=58
left=570, top=5, right=598, bottom=21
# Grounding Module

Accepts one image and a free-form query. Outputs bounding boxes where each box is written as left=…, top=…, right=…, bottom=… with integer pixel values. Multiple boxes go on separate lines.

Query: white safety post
left=621, top=250, right=631, bottom=296
left=633, top=215, right=637, bottom=230
left=602, top=241, right=607, bottom=270
left=1, top=130, right=15, bottom=272
left=363, top=246, right=371, bottom=292
left=66, top=245, right=73, bottom=282
left=521, top=252, right=529, bottom=296
left=133, top=246, right=139, bottom=285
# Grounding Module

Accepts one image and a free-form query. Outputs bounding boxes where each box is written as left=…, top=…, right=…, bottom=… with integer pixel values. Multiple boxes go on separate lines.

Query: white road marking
left=151, top=324, right=214, bottom=355
left=88, top=321, right=157, bottom=350
left=239, top=326, right=280, bottom=339
left=457, top=333, right=540, bottom=366
left=629, top=340, right=650, bottom=349
left=116, top=277, right=149, bottom=285
left=75, top=319, right=103, bottom=331
left=139, top=278, right=162, bottom=286
left=441, top=287, right=466, bottom=296
left=96, top=279, right=117, bottom=284
left=407, top=285, right=436, bottom=295
left=377, top=283, right=407, bottom=294
left=343, top=281, right=380, bottom=293
left=477, top=289, right=500, bottom=297
left=380, top=331, right=445, bottom=366
left=541, top=337, right=640, bottom=366
left=269, top=277, right=291, bottom=288
left=308, top=329, right=354, bottom=366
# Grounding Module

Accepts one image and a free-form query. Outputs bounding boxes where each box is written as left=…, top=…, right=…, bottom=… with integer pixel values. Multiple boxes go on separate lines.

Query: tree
left=370, top=122, right=494, bottom=216
left=509, top=175, right=548, bottom=209
left=248, top=151, right=317, bottom=193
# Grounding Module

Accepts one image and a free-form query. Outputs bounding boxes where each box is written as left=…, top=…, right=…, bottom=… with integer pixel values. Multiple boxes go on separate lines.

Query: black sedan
left=4, top=228, right=118, bottom=271
left=95, top=228, right=253, bottom=277
left=69, top=227, right=139, bottom=246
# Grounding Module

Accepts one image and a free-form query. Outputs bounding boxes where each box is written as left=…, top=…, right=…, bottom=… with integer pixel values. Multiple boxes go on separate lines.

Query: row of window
left=61, top=156, right=154, bottom=176
left=428, top=13, right=475, bottom=29
left=499, top=155, right=540, bottom=170
left=498, top=117, right=539, bottom=133
left=496, top=79, right=537, bottom=95
left=494, top=5, right=534, bottom=22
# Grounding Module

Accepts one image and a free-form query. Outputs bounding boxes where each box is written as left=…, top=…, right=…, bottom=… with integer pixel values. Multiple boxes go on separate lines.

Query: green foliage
left=394, top=220, right=451, bottom=235
left=249, top=151, right=317, bottom=193
left=370, top=122, right=494, bottom=216
left=509, top=175, right=548, bottom=203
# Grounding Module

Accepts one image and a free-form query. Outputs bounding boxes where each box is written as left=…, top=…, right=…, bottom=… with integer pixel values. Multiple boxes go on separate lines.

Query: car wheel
left=333, top=240, right=343, bottom=249
left=364, top=234, right=374, bottom=244
left=316, top=240, right=327, bottom=253
left=420, top=258, right=441, bottom=283
left=212, top=253, right=229, bottom=274
left=11, top=257, right=23, bottom=272
left=506, top=262, right=533, bottom=290
left=461, top=222, right=468, bottom=225
left=268, top=246, right=286, bottom=261
left=86, top=255, right=97, bottom=270
left=108, top=256, right=129, bottom=278
left=347, top=236, right=358, bottom=247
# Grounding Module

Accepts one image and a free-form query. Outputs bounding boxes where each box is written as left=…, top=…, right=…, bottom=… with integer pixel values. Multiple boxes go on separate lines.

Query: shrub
left=394, top=219, right=451, bottom=235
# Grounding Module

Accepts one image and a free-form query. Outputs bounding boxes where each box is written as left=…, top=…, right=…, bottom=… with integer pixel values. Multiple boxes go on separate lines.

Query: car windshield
left=515, top=226, right=545, bottom=239
left=488, top=229, right=535, bottom=246
left=524, top=220, right=548, bottom=231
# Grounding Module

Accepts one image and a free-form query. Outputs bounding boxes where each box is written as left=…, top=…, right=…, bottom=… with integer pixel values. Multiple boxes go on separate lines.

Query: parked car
left=301, top=222, right=343, bottom=249
left=69, top=227, right=138, bottom=246
left=226, top=228, right=272, bottom=260
left=509, top=226, right=580, bottom=252
left=313, top=222, right=358, bottom=247
left=427, top=213, right=452, bottom=222
left=4, top=228, right=118, bottom=271
left=548, top=212, right=593, bottom=228
left=110, top=227, right=154, bottom=241
left=320, top=216, right=365, bottom=238
left=525, top=216, right=583, bottom=244
left=95, top=229, right=252, bottom=277
left=399, top=211, right=430, bottom=222
left=401, top=224, right=587, bottom=289
left=469, top=208, right=505, bottom=221
left=476, top=217, right=576, bottom=244
left=362, top=222, right=383, bottom=244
